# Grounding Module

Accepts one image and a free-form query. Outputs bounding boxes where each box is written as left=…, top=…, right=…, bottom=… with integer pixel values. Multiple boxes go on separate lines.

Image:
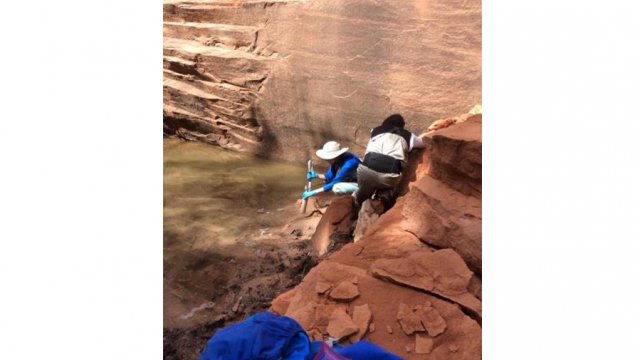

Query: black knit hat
left=381, top=114, right=405, bottom=128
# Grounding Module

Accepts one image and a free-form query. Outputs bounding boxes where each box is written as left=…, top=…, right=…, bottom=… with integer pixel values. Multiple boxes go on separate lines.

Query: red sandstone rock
left=163, top=1, right=482, bottom=162
left=423, top=115, right=482, bottom=199
left=268, top=114, right=482, bottom=359
left=370, top=249, right=481, bottom=319
left=286, top=302, right=315, bottom=331
left=309, top=196, right=356, bottom=256
left=427, top=118, right=456, bottom=132
left=468, top=275, right=482, bottom=300
left=402, top=176, right=482, bottom=273
left=313, top=303, right=348, bottom=335
left=396, top=303, right=425, bottom=336
left=415, top=304, right=447, bottom=337
left=353, top=199, right=384, bottom=243
left=367, top=116, right=482, bottom=274
left=328, top=280, right=359, bottom=301
left=270, top=260, right=481, bottom=357
left=349, top=304, right=372, bottom=342
left=315, top=281, right=332, bottom=295
left=371, top=258, right=433, bottom=292
left=271, top=289, right=294, bottom=314
left=327, top=309, right=359, bottom=340
left=415, top=335, right=434, bottom=354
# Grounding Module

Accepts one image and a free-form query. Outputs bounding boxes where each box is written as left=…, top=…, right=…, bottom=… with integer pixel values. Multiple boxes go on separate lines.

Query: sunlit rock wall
left=163, top=0, right=481, bottom=162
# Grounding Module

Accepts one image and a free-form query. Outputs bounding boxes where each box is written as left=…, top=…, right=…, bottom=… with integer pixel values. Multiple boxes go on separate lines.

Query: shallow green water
left=163, top=139, right=307, bottom=327
left=164, top=139, right=306, bottom=255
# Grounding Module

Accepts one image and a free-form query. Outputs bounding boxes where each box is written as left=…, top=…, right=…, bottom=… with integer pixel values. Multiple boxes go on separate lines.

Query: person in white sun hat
left=302, top=141, right=361, bottom=200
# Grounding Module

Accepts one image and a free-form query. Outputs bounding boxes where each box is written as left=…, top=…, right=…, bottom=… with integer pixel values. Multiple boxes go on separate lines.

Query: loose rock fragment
left=415, top=335, right=434, bottom=354
left=415, top=305, right=447, bottom=337
left=232, top=296, right=243, bottom=313
left=315, top=281, right=332, bottom=295
left=371, top=259, right=433, bottom=292
left=386, top=325, right=393, bottom=334
left=349, top=304, right=372, bottom=342
left=352, top=246, right=364, bottom=256
left=449, top=344, right=459, bottom=353
left=287, top=303, right=316, bottom=331
left=369, top=323, right=376, bottom=333
left=427, top=118, right=456, bottom=132
left=396, top=302, right=425, bottom=335
left=326, top=309, right=359, bottom=340
left=313, top=304, right=346, bottom=333
left=328, top=280, right=359, bottom=301
left=271, top=291, right=293, bottom=315
left=370, top=249, right=482, bottom=319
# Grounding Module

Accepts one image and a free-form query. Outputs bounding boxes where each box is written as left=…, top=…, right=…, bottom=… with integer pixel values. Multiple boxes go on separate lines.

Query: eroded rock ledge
left=271, top=114, right=482, bottom=359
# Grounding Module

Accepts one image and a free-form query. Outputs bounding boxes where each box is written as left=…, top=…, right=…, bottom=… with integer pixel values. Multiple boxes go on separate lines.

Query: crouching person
left=353, top=114, right=425, bottom=211
left=302, top=141, right=361, bottom=201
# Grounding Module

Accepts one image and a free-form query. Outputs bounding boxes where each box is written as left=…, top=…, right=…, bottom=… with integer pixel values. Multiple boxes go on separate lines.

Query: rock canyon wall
left=163, top=0, right=481, bottom=162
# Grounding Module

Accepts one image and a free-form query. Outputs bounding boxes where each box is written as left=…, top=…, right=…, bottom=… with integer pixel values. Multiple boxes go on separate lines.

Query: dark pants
left=352, top=164, right=402, bottom=207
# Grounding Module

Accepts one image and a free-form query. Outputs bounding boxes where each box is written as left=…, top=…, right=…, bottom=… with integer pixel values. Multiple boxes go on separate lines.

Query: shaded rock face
left=163, top=0, right=482, bottom=162
left=271, top=115, right=482, bottom=359
left=310, top=195, right=357, bottom=256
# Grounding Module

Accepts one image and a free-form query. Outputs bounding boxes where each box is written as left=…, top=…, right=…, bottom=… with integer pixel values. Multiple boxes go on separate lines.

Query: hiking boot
left=377, top=189, right=396, bottom=212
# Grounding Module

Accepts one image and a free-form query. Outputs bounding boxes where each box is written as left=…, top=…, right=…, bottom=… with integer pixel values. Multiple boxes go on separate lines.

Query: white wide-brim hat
left=316, top=141, right=349, bottom=160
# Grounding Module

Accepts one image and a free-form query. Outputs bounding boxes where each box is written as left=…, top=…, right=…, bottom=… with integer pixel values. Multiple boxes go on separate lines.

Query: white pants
left=332, top=182, right=359, bottom=195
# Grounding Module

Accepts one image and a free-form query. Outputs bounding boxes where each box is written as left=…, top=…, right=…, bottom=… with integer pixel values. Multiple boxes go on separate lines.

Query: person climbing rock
left=352, top=114, right=426, bottom=211
left=302, top=141, right=361, bottom=201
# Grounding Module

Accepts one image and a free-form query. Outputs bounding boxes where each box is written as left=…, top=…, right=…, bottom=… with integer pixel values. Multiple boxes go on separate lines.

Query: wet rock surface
left=163, top=230, right=317, bottom=360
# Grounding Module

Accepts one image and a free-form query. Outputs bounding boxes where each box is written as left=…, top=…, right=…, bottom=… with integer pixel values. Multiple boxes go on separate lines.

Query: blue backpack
left=199, top=312, right=311, bottom=360
left=199, top=312, right=402, bottom=360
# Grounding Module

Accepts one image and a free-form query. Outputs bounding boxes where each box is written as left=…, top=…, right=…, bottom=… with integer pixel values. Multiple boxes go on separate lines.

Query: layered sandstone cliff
left=271, top=114, right=482, bottom=359
left=163, top=0, right=482, bottom=162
